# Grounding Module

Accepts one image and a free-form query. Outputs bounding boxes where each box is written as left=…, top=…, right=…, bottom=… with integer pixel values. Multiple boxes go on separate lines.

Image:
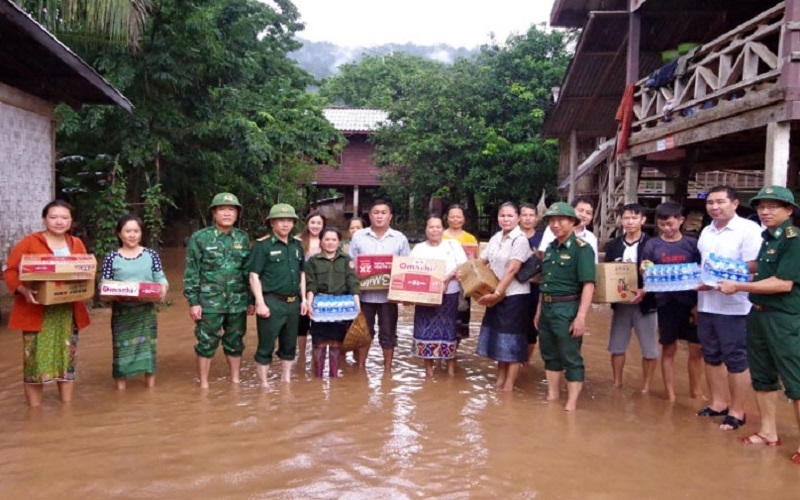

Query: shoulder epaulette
left=575, top=237, right=587, bottom=247
left=256, top=234, right=271, bottom=242
left=786, top=226, right=798, bottom=239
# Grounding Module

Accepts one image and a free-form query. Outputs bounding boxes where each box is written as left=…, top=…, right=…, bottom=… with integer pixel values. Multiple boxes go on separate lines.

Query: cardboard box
left=387, top=256, right=446, bottom=306
left=592, top=262, right=639, bottom=303
left=461, top=243, right=479, bottom=260
left=99, top=281, right=163, bottom=302
left=355, top=255, right=394, bottom=277
left=20, top=254, right=97, bottom=281
left=358, top=273, right=392, bottom=291
left=355, top=255, right=394, bottom=290
left=457, top=258, right=499, bottom=301
left=30, top=280, right=95, bottom=305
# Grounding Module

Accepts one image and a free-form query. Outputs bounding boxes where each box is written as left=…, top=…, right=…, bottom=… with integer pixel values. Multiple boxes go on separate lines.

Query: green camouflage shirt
left=184, top=226, right=251, bottom=313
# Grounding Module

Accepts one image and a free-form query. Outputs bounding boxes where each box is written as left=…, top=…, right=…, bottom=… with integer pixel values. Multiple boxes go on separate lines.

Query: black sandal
left=719, top=414, right=746, bottom=431
left=697, top=406, right=728, bottom=417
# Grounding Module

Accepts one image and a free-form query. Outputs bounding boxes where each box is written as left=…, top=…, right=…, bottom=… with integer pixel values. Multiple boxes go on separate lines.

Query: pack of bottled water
left=643, top=263, right=701, bottom=292
left=312, top=294, right=359, bottom=322
left=700, top=253, right=750, bottom=286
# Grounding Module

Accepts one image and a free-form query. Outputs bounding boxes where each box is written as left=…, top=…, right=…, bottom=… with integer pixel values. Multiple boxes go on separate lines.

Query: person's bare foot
left=564, top=401, right=577, bottom=411
left=546, top=391, right=559, bottom=402
left=666, top=389, right=677, bottom=402
left=115, top=379, right=126, bottom=390
left=690, top=391, right=708, bottom=401
left=425, top=369, right=434, bottom=378
left=199, top=381, right=209, bottom=389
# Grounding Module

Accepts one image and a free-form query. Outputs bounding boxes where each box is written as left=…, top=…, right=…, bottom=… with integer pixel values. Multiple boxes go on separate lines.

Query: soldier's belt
left=265, top=292, right=298, bottom=303
left=542, top=294, right=579, bottom=303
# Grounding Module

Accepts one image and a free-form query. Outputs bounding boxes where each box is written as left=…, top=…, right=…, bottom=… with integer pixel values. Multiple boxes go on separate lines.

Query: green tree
left=319, top=53, right=445, bottom=108
left=19, top=0, right=150, bottom=47
left=55, top=0, right=343, bottom=239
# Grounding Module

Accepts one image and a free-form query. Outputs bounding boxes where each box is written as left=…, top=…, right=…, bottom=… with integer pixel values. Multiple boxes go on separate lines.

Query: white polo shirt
left=697, top=214, right=763, bottom=315
left=538, top=225, right=599, bottom=263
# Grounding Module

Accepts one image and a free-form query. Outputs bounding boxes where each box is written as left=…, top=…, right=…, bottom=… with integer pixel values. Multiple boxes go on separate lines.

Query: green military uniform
left=249, top=204, right=305, bottom=365
left=747, top=186, right=800, bottom=400
left=539, top=203, right=596, bottom=382
left=184, top=226, right=251, bottom=358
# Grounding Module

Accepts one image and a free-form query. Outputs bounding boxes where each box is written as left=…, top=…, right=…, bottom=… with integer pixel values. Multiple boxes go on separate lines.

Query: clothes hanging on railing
left=615, top=83, right=635, bottom=157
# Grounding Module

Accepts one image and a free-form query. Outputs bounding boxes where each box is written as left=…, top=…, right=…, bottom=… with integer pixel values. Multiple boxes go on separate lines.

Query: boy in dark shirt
left=641, top=202, right=706, bottom=402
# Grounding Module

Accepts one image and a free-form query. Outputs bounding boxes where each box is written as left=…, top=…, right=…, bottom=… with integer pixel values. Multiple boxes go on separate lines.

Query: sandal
left=719, top=414, right=746, bottom=431
left=740, top=433, right=781, bottom=446
left=697, top=406, right=728, bottom=417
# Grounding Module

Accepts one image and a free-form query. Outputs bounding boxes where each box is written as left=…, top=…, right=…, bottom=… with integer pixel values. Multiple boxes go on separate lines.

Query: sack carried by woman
left=342, top=312, right=371, bottom=351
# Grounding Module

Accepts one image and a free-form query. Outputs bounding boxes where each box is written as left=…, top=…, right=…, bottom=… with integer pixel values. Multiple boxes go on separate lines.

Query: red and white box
left=461, top=243, right=479, bottom=260
left=355, top=254, right=394, bottom=277
left=100, top=281, right=163, bottom=302
left=387, top=256, right=446, bottom=306
left=20, top=254, right=97, bottom=281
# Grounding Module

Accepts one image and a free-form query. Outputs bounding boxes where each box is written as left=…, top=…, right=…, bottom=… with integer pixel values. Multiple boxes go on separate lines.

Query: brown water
left=0, top=248, right=797, bottom=499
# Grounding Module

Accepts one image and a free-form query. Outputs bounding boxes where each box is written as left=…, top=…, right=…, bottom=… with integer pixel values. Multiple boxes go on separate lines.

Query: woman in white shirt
left=410, top=215, right=468, bottom=377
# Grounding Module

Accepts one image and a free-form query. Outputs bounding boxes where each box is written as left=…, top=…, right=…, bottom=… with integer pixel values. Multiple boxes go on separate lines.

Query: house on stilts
left=543, top=0, right=796, bottom=242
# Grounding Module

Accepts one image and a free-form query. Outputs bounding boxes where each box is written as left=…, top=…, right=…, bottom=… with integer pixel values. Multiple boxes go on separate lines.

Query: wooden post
left=780, top=0, right=800, bottom=89
left=568, top=130, right=578, bottom=202
left=626, top=2, right=641, bottom=85
left=353, top=185, right=360, bottom=216
left=623, top=157, right=640, bottom=203
left=765, top=122, right=790, bottom=186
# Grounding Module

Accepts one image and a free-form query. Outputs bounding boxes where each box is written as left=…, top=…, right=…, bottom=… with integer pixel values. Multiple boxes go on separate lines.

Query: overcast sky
left=287, top=0, right=555, bottom=47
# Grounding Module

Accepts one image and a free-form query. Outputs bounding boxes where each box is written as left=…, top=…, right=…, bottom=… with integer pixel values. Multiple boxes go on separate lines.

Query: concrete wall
left=0, top=83, right=56, bottom=280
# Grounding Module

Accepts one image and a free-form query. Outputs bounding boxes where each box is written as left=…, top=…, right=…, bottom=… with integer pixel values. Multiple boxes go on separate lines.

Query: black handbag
left=515, top=254, right=543, bottom=283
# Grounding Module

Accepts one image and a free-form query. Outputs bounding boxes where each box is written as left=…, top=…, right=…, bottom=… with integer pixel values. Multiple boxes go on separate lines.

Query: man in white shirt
left=349, top=199, right=411, bottom=371
left=538, top=195, right=598, bottom=263
left=696, top=186, right=763, bottom=431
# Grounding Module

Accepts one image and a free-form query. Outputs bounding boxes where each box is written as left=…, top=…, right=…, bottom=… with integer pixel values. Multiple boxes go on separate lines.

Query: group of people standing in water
left=5, top=185, right=800, bottom=465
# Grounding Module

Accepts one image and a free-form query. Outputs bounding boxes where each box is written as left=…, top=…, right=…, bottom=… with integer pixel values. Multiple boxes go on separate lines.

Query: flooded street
left=0, top=248, right=798, bottom=499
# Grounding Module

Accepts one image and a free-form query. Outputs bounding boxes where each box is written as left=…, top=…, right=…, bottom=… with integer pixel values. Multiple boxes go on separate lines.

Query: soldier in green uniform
left=718, top=185, right=800, bottom=463
left=534, top=202, right=596, bottom=412
left=248, top=203, right=308, bottom=386
left=184, top=192, right=253, bottom=389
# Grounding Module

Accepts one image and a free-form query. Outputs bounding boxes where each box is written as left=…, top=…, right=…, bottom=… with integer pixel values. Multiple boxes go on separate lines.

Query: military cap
left=266, top=203, right=299, bottom=220
left=209, top=192, right=242, bottom=210
left=749, top=185, right=800, bottom=210
left=542, top=202, right=581, bottom=223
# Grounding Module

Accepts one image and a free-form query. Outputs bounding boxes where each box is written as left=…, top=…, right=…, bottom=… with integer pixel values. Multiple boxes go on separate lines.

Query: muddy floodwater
left=0, top=248, right=798, bottom=499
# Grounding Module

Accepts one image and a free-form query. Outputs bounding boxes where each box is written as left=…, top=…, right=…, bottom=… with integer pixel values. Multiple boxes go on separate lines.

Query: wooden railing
left=631, top=2, right=785, bottom=134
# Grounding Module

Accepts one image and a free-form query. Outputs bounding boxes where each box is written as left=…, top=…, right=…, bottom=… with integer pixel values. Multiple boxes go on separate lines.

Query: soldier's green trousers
left=194, top=312, right=247, bottom=358
left=538, top=301, right=585, bottom=382
left=255, top=295, right=301, bottom=365
left=747, top=309, right=800, bottom=400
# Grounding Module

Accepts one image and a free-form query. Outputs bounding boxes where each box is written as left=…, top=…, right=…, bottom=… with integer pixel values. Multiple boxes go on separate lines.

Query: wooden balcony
left=627, top=2, right=787, bottom=157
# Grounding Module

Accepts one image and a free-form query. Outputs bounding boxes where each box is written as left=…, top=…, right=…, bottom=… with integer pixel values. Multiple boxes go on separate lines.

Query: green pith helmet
left=266, top=203, right=299, bottom=220
left=208, top=192, right=242, bottom=211
left=749, top=185, right=800, bottom=210
left=542, top=201, right=581, bottom=224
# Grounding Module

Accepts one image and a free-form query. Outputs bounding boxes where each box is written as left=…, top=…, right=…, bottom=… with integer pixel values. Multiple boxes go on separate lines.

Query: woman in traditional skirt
left=466, top=202, right=532, bottom=391
left=3, top=200, right=91, bottom=406
left=305, top=228, right=360, bottom=378
left=442, top=205, right=479, bottom=344
left=296, top=211, right=326, bottom=364
left=100, top=214, right=168, bottom=389
left=411, top=215, right=468, bottom=377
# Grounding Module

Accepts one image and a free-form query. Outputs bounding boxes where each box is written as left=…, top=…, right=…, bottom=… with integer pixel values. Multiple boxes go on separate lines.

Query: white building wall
left=0, top=84, right=55, bottom=276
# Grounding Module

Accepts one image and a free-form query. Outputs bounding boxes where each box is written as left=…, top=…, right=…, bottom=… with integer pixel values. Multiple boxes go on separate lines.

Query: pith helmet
left=209, top=192, right=242, bottom=210
left=749, top=185, right=800, bottom=210
left=266, top=203, right=299, bottom=220
left=542, top=202, right=581, bottom=223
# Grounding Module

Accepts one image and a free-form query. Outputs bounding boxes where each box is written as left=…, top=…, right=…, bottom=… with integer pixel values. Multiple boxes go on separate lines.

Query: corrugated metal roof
left=323, top=108, right=388, bottom=133
left=0, top=0, right=132, bottom=111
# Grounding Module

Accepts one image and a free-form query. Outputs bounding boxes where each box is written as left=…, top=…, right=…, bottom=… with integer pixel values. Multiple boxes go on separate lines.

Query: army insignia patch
left=766, top=188, right=774, bottom=194
left=787, top=226, right=798, bottom=239
left=767, top=249, right=776, bottom=254
left=224, top=194, right=233, bottom=201
left=774, top=228, right=783, bottom=237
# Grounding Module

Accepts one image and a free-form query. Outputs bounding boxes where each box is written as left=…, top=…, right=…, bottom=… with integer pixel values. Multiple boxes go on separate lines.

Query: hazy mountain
left=291, top=39, right=479, bottom=81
